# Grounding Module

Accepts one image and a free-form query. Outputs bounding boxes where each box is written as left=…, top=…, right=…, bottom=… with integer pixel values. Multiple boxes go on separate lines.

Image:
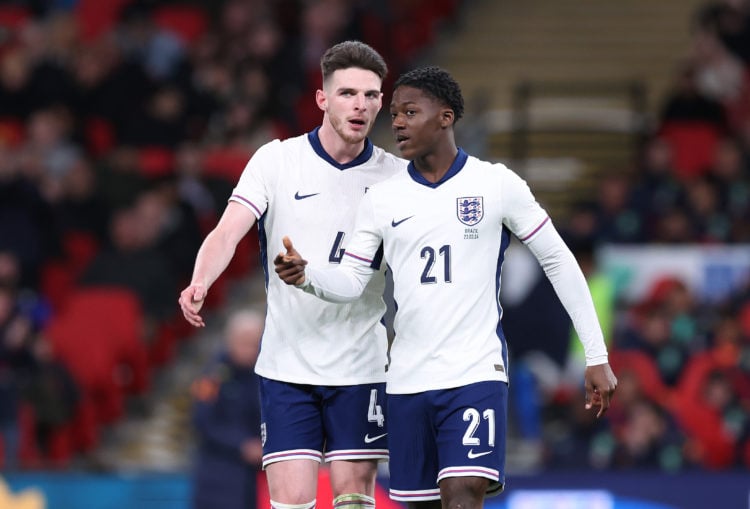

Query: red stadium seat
left=138, top=146, right=176, bottom=177
left=0, top=118, right=25, bottom=147
left=84, top=117, right=117, bottom=158
left=0, top=5, right=31, bottom=31
left=658, top=121, right=720, bottom=180
left=43, top=287, right=151, bottom=428
left=152, top=4, right=208, bottom=44
left=202, top=147, right=250, bottom=182
left=74, top=0, right=132, bottom=43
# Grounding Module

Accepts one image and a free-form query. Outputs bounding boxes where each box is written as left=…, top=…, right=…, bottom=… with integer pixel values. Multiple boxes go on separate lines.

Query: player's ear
left=440, top=108, right=454, bottom=128
left=316, top=89, right=327, bottom=112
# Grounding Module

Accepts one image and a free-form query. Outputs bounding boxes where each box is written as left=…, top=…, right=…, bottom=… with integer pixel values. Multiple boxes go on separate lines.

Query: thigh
left=322, top=383, right=388, bottom=463
left=265, top=459, right=320, bottom=504
left=387, top=392, right=441, bottom=502
left=259, top=376, right=325, bottom=467
left=434, top=381, right=508, bottom=497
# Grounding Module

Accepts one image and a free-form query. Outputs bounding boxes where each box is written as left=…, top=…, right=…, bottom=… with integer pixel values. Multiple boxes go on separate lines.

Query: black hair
left=320, top=41, right=388, bottom=83
left=393, top=66, right=464, bottom=122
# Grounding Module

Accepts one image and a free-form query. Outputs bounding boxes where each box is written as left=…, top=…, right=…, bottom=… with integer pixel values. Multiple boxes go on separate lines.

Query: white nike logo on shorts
left=467, top=449, right=493, bottom=459
left=363, top=433, right=388, bottom=443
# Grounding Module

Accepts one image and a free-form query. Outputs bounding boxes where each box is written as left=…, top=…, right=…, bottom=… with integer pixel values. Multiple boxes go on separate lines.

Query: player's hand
left=274, top=236, right=308, bottom=286
left=179, top=284, right=207, bottom=327
left=584, top=363, right=617, bottom=418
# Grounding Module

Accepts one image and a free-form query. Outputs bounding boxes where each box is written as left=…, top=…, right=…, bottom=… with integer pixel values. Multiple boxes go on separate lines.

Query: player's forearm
left=526, top=225, right=608, bottom=365
left=190, top=229, right=241, bottom=289
left=300, top=263, right=372, bottom=303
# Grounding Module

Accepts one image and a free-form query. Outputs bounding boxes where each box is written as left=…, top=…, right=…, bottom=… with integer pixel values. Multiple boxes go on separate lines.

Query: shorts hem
left=262, top=449, right=323, bottom=469
left=389, top=489, right=441, bottom=502
left=437, top=466, right=500, bottom=483
left=324, top=449, right=389, bottom=463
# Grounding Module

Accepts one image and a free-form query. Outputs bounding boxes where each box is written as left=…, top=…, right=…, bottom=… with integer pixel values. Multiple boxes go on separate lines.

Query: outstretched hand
left=274, top=236, right=308, bottom=286
left=584, top=363, right=618, bottom=418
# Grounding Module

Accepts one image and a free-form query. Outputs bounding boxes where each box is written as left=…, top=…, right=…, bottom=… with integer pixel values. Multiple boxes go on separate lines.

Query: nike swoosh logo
left=295, top=191, right=320, bottom=200
left=363, top=433, right=388, bottom=443
left=391, top=215, right=414, bottom=227
left=467, top=449, right=493, bottom=459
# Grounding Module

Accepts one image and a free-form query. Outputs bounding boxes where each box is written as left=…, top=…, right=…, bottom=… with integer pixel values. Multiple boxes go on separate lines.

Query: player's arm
left=274, top=236, right=377, bottom=302
left=524, top=222, right=617, bottom=417
left=502, top=167, right=616, bottom=416
left=179, top=202, right=257, bottom=327
left=275, top=193, right=382, bottom=302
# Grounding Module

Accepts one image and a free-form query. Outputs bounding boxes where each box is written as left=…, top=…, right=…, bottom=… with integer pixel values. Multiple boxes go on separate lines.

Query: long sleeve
left=299, top=191, right=382, bottom=302
left=524, top=222, right=609, bottom=366
left=301, top=257, right=376, bottom=302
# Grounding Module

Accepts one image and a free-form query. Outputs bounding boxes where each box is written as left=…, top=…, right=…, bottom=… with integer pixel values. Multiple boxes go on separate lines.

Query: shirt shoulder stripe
left=519, top=216, right=550, bottom=242
left=229, top=194, right=262, bottom=217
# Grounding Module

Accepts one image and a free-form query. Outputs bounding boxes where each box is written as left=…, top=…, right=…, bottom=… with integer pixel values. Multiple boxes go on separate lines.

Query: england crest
left=457, top=196, right=484, bottom=226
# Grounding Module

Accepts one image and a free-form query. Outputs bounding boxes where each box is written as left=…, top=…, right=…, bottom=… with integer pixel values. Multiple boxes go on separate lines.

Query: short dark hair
left=394, top=66, right=464, bottom=122
left=320, top=40, right=388, bottom=83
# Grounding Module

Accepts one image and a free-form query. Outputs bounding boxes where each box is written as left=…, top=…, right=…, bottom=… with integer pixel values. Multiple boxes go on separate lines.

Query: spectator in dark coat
left=191, top=309, right=264, bottom=509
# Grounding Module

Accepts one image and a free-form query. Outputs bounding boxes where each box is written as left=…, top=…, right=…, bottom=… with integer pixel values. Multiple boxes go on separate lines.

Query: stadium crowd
left=510, top=0, right=750, bottom=472
left=0, top=0, right=748, bottom=474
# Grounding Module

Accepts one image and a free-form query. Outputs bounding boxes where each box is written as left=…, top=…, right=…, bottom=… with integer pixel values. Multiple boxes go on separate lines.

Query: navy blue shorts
left=259, top=376, right=388, bottom=468
left=387, top=381, right=508, bottom=502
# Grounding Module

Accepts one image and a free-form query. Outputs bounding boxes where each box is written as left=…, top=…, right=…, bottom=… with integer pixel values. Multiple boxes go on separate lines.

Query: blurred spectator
left=695, top=0, right=750, bottom=65
left=0, top=282, right=35, bottom=470
left=191, top=309, right=264, bottom=509
left=617, top=279, right=695, bottom=387
left=115, top=0, right=187, bottom=82
left=591, top=173, right=644, bottom=243
left=629, top=136, right=683, bottom=224
left=708, top=137, right=750, bottom=240
left=0, top=144, right=59, bottom=287
left=609, top=398, right=687, bottom=470
left=23, top=334, right=80, bottom=466
left=50, top=155, right=110, bottom=243
left=660, top=63, right=728, bottom=130
left=119, top=85, right=190, bottom=148
left=78, top=197, right=179, bottom=328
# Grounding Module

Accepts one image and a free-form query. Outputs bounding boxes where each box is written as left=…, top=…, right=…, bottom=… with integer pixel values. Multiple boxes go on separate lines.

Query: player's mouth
left=395, top=134, right=409, bottom=147
left=349, top=118, right=367, bottom=130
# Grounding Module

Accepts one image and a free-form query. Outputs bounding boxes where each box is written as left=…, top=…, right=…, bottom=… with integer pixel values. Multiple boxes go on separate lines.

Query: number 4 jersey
left=229, top=128, right=405, bottom=386
left=304, top=149, right=608, bottom=394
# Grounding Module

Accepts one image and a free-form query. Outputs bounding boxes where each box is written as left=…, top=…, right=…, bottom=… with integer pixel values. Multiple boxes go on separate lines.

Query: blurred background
left=0, top=0, right=749, bottom=508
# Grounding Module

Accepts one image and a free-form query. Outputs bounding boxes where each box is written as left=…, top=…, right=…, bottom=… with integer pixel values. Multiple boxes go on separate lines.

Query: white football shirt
left=229, top=128, right=405, bottom=385
left=303, top=149, right=608, bottom=394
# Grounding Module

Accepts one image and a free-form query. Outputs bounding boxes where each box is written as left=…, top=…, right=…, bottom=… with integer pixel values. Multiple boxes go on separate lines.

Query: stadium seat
left=0, top=5, right=31, bottom=31
left=137, top=146, right=176, bottom=177
left=152, top=4, right=208, bottom=45
left=83, top=117, right=117, bottom=158
left=202, top=147, right=250, bottom=182
left=658, top=121, right=721, bottom=180
left=74, top=0, right=132, bottom=42
left=0, top=118, right=25, bottom=147
left=43, top=287, right=151, bottom=428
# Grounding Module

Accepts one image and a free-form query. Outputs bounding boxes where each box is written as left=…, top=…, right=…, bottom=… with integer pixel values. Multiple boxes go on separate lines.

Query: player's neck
left=317, top=122, right=365, bottom=164
left=413, top=144, right=458, bottom=183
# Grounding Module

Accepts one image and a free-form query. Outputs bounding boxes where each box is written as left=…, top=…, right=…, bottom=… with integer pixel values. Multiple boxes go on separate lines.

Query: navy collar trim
left=307, top=126, right=374, bottom=170
left=407, top=148, right=469, bottom=188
